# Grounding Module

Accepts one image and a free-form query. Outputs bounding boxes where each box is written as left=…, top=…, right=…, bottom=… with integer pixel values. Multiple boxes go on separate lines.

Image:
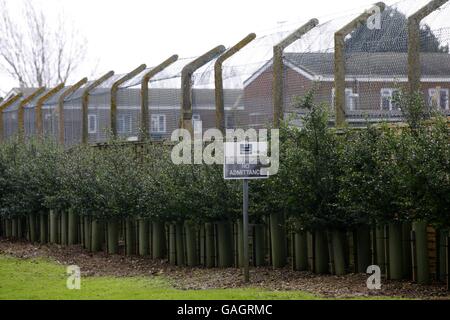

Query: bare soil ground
left=1, top=239, right=449, bottom=300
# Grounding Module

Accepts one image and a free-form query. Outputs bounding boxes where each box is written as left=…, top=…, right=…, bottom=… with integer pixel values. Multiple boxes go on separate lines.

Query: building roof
left=245, top=52, right=450, bottom=86
left=284, top=52, right=450, bottom=78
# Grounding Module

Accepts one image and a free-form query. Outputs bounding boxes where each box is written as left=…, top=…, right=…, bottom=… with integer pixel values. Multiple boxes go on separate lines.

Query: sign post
left=224, top=141, right=268, bottom=283
left=242, top=178, right=249, bottom=282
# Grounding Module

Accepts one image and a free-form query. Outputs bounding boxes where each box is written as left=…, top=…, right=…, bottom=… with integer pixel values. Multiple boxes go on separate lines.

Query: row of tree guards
left=0, top=212, right=448, bottom=287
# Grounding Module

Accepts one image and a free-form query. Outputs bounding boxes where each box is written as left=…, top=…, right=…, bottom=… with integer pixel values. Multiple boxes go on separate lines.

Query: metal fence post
left=58, top=77, right=88, bottom=145
left=140, top=55, right=178, bottom=141
left=215, top=34, right=256, bottom=134
left=81, top=71, right=115, bottom=145
left=181, top=45, right=226, bottom=136
left=36, top=83, right=65, bottom=137
left=273, top=19, right=319, bottom=128
left=111, top=64, right=146, bottom=137
left=18, top=88, right=45, bottom=143
left=334, top=2, right=386, bottom=127
left=408, top=0, right=449, bottom=96
left=0, top=93, right=23, bottom=142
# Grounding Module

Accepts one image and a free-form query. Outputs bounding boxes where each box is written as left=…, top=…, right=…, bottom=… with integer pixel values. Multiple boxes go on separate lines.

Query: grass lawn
left=0, top=255, right=321, bottom=300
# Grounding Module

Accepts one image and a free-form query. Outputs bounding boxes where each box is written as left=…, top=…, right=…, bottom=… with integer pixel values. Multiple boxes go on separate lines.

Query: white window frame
left=118, top=114, right=132, bottom=134
left=225, top=114, right=235, bottom=129
left=331, top=88, right=357, bottom=111
left=192, top=113, right=202, bottom=133
left=151, top=114, right=166, bottom=133
left=380, top=88, right=400, bottom=111
left=428, top=88, right=449, bottom=110
left=88, top=114, right=97, bottom=134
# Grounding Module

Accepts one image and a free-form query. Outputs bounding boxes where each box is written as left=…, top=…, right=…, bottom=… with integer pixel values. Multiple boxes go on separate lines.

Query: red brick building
left=243, top=52, right=450, bottom=126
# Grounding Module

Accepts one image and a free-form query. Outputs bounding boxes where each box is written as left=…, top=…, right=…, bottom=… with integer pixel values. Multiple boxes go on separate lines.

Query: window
left=380, top=89, right=400, bottom=111
left=225, top=114, right=235, bottom=129
left=151, top=114, right=166, bottom=133
left=192, top=113, right=202, bottom=133
left=118, top=114, right=132, bottom=134
left=428, top=88, right=449, bottom=110
left=331, top=88, right=358, bottom=111
left=88, top=114, right=97, bottom=134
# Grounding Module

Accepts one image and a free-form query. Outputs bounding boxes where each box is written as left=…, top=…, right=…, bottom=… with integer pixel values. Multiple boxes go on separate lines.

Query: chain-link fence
left=1, top=0, right=449, bottom=146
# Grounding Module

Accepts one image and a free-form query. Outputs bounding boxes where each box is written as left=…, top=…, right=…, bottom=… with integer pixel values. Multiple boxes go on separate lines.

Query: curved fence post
left=81, top=71, right=115, bottom=145
left=273, top=19, right=319, bottom=128
left=141, top=55, right=178, bottom=141
left=215, top=34, right=256, bottom=134
left=18, top=88, right=45, bottom=143
left=408, top=0, right=449, bottom=95
left=58, top=77, right=88, bottom=145
left=181, top=45, right=226, bottom=135
left=334, top=2, right=386, bottom=127
left=36, top=83, right=65, bottom=137
left=0, top=93, right=23, bottom=142
left=111, top=64, right=146, bottom=137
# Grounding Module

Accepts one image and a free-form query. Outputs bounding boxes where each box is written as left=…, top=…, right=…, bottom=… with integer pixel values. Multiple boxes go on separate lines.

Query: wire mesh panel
left=115, top=69, right=148, bottom=141
left=63, top=90, right=84, bottom=147
left=2, top=100, right=20, bottom=140
left=42, top=92, right=64, bottom=142
left=24, top=91, right=48, bottom=141
left=147, top=58, right=194, bottom=140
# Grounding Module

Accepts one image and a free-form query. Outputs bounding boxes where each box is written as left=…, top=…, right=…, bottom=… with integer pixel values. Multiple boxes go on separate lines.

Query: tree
left=345, top=7, right=449, bottom=53
left=0, top=0, right=87, bottom=88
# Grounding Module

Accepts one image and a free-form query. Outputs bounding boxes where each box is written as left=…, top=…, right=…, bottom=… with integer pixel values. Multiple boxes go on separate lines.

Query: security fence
left=1, top=0, right=449, bottom=146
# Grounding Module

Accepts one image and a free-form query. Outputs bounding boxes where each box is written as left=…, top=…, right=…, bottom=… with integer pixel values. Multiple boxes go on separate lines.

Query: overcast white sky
left=2, top=0, right=448, bottom=92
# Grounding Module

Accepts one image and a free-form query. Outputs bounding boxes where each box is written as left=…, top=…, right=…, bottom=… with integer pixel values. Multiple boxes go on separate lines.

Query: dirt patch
left=1, top=239, right=449, bottom=299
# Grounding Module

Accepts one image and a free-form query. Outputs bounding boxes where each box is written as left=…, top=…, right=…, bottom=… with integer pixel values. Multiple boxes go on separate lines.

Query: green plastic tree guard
left=91, top=220, right=103, bottom=252
left=39, top=212, right=48, bottom=244
left=307, top=231, right=315, bottom=272
left=138, top=219, right=149, bottom=256
left=237, top=220, right=244, bottom=268
left=438, top=229, right=448, bottom=282
left=107, top=220, right=119, bottom=254
left=413, top=221, right=430, bottom=284
left=200, top=225, right=206, bottom=265
left=5, top=219, right=12, bottom=238
left=270, top=212, right=287, bottom=268
left=176, top=222, right=186, bottom=266
left=356, top=226, right=371, bottom=273
left=205, top=222, right=215, bottom=268
left=388, top=222, right=403, bottom=280
left=217, top=221, right=233, bottom=268
left=169, top=224, right=176, bottom=265
left=254, top=224, right=265, bottom=267
left=125, top=218, right=136, bottom=256
left=49, top=210, right=58, bottom=244
left=402, top=222, right=412, bottom=279
left=29, top=213, right=36, bottom=242
left=331, top=229, right=346, bottom=275
left=61, top=210, right=68, bottom=246
left=185, top=221, right=198, bottom=267
left=152, top=222, right=167, bottom=259
left=314, top=230, right=329, bottom=274
left=294, top=231, right=308, bottom=271
left=84, top=217, right=92, bottom=251
left=68, top=209, right=78, bottom=245
left=17, top=217, right=22, bottom=239
left=11, top=218, right=17, bottom=239
left=375, top=225, right=386, bottom=274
